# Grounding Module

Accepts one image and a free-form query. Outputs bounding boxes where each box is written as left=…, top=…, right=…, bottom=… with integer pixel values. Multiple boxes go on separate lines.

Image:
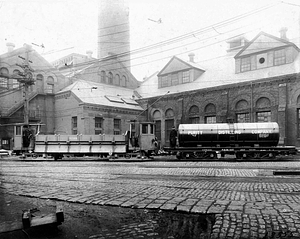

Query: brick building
left=0, top=43, right=70, bottom=149
left=136, top=30, right=300, bottom=147
left=54, top=79, right=144, bottom=135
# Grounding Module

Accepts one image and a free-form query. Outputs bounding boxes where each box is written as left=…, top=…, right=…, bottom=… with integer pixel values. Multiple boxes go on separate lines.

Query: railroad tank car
left=178, top=122, right=279, bottom=147
left=165, top=122, right=297, bottom=160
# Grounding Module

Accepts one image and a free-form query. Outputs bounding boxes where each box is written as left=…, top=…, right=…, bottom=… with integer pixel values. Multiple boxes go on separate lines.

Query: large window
left=189, top=105, right=199, bottom=124
left=256, top=111, right=271, bottom=122
left=72, top=116, right=77, bottom=135
left=12, top=70, right=20, bottom=89
left=205, top=116, right=216, bottom=124
left=114, top=119, right=121, bottom=135
left=236, top=113, right=250, bottom=123
left=204, top=103, right=216, bottom=123
left=0, top=67, right=8, bottom=90
left=95, top=117, right=103, bottom=134
left=274, top=49, right=286, bottom=65
left=46, top=83, right=54, bottom=93
left=241, top=57, right=251, bottom=72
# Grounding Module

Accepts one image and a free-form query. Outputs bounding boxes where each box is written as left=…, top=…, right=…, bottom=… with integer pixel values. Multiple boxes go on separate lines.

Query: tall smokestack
left=98, top=0, right=131, bottom=69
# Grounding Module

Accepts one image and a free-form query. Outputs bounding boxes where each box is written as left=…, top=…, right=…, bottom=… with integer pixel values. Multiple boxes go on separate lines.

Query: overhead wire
left=3, top=1, right=279, bottom=65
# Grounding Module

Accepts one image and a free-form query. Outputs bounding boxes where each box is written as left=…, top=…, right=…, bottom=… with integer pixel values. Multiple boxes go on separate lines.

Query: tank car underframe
left=164, top=146, right=297, bottom=160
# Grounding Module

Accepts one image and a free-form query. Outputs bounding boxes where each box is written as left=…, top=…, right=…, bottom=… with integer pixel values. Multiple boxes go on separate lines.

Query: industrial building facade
left=136, top=31, right=300, bottom=147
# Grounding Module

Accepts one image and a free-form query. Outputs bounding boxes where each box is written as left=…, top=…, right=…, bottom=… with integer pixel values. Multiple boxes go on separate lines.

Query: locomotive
left=165, top=122, right=297, bottom=159
left=11, top=121, right=158, bottom=160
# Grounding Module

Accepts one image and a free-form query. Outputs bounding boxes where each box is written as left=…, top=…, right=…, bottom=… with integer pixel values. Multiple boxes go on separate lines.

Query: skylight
left=105, top=95, right=124, bottom=103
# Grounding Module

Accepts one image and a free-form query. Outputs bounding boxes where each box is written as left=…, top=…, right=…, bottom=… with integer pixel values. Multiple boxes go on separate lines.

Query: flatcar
left=11, top=121, right=158, bottom=160
left=165, top=122, right=297, bottom=160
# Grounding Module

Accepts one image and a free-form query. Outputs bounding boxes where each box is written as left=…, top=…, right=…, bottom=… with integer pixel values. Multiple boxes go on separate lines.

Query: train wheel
left=176, top=152, right=182, bottom=160
left=209, top=153, right=217, bottom=159
left=268, top=152, right=275, bottom=159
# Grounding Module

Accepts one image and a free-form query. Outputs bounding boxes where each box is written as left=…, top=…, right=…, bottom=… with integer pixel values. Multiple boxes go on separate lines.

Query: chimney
left=6, top=42, right=15, bottom=52
left=86, top=50, right=93, bottom=59
left=279, top=27, right=288, bottom=41
left=188, top=53, right=195, bottom=63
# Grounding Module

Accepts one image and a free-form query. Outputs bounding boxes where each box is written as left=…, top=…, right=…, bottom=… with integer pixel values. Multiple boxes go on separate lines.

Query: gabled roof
left=157, top=56, right=205, bottom=76
left=235, top=31, right=300, bottom=58
left=136, top=31, right=300, bottom=99
left=57, top=79, right=143, bottom=111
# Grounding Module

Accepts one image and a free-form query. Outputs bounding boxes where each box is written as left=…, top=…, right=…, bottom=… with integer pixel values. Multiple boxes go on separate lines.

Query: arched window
left=36, top=74, right=44, bottom=92
left=115, top=74, right=120, bottom=85
left=256, top=97, right=271, bottom=108
left=121, top=75, right=127, bottom=87
left=204, top=103, right=216, bottom=123
left=108, top=72, right=113, bottom=84
left=188, top=105, right=199, bottom=123
left=153, top=110, right=162, bottom=141
left=235, top=100, right=250, bottom=123
left=256, top=97, right=271, bottom=122
left=0, top=67, right=9, bottom=90
left=12, top=70, right=20, bottom=89
left=101, top=70, right=106, bottom=83
left=165, top=108, right=175, bottom=145
left=46, top=76, right=54, bottom=93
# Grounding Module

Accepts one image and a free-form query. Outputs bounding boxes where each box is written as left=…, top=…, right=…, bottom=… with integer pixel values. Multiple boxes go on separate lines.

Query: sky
left=1, top=0, right=300, bottom=80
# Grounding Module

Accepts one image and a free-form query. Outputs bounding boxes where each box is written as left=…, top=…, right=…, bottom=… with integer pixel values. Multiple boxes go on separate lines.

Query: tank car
left=178, top=122, right=279, bottom=147
left=166, top=122, right=296, bottom=160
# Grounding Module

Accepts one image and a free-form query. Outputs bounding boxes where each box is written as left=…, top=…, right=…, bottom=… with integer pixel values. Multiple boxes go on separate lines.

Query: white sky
left=1, top=0, right=300, bottom=80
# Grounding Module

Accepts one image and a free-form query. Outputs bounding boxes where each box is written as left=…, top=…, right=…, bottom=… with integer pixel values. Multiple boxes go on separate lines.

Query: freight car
left=11, top=121, right=158, bottom=160
left=165, top=122, right=297, bottom=160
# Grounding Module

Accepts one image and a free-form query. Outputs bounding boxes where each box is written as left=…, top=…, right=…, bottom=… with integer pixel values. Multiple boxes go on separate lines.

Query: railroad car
left=165, top=122, right=297, bottom=159
left=11, top=121, right=158, bottom=160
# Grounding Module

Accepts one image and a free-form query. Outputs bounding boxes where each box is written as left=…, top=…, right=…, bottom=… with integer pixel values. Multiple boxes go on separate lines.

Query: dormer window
left=234, top=31, right=299, bottom=74
left=157, top=56, right=205, bottom=88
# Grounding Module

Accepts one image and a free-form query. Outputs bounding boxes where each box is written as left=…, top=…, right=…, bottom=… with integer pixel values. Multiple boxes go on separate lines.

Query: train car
left=165, top=122, right=297, bottom=160
left=12, top=121, right=158, bottom=160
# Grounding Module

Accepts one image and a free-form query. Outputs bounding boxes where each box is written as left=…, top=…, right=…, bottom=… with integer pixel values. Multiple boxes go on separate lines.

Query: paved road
left=1, top=158, right=300, bottom=238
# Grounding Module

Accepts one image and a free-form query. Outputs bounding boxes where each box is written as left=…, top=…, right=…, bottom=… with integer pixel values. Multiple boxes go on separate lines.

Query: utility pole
left=17, top=49, right=34, bottom=125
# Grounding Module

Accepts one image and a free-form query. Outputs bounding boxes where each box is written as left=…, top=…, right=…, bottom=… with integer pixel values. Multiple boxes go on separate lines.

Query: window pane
left=142, top=124, right=148, bottom=134
left=182, top=71, right=190, bottom=83
left=72, top=116, right=77, bottom=134
left=256, top=111, right=271, bottom=122
left=155, top=121, right=161, bottom=141
left=241, top=57, right=251, bottom=72
left=236, top=113, right=250, bottom=123
left=205, top=116, right=216, bottom=123
left=171, top=73, right=178, bottom=86
left=114, top=119, right=121, bottom=135
left=95, top=117, right=103, bottom=134
left=274, top=49, right=286, bottom=65
left=161, top=76, right=168, bottom=87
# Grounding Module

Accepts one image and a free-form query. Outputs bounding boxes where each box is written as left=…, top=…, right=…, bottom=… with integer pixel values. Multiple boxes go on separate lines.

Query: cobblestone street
left=1, top=158, right=300, bottom=238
